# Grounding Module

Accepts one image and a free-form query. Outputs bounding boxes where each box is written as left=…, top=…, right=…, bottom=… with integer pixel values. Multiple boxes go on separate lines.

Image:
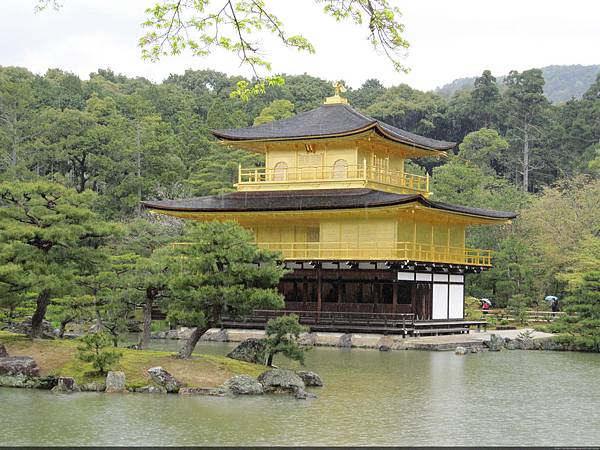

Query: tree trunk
left=93, top=291, right=103, bottom=332
left=266, top=351, right=275, bottom=367
left=522, top=121, right=530, bottom=192
left=58, top=318, right=72, bottom=339
left=136, top=124, right=142, bottom=213
left=30, top=290, right=51, bottom=338
left=11, top=133, right=17, bottom=167
left=138, top=296, right=154, bottom=350
left=177, top=325, right=210, bottom=359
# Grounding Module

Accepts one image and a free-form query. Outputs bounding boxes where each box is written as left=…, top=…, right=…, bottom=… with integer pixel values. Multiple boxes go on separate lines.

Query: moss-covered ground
left=0, top=331, right=265, bottom=389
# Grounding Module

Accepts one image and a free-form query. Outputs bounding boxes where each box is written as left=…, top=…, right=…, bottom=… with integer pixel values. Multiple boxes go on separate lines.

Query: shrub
left=508, top=294, right=529, bottom=324
left=77, top=332, right=122, bottom=374
left=464, top=296, right=482, bottom=320
left=264, top=314, right=309, bottom=367
left=486, top=316, right=497, bottom=327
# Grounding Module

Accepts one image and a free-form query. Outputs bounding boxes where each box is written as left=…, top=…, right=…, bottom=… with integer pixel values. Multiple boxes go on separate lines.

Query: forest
left=1, top=65, right=599, bottom=348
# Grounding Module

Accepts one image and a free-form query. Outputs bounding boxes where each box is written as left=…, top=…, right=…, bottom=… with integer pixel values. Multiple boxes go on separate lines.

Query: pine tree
left=0, top=181, right=115, bottom=337
left=264, top=314, right=309, bottom=366
left=166, top=221, right=286, bottom=358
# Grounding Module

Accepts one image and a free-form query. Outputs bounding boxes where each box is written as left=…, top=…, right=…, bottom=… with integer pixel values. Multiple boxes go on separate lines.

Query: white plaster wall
left=449, top=284, right=464, bottom=319
left=432, top=283, right=448, bottom=320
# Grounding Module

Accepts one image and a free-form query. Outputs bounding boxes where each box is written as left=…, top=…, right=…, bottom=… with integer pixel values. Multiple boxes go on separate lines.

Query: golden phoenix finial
left=324, top=80, right=348, bottom=105
left=333, top=81, right=347, bottom=96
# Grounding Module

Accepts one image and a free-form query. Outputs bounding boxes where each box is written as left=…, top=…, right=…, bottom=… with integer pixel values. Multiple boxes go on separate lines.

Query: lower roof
left=142, top=189, right=517, bottom=220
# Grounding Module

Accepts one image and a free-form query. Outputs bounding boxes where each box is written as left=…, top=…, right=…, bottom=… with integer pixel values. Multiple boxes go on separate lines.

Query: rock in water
left=201, top=328, right=229, bottom=342
left=0, top=356, right=40, bottom=377
left=455, top=346, right=468, bottom=355
left=296, top=371, right=323, bottom=387
left=147, top=366, right=182, bottom=393
left=294, top=389, right=317, bottom=400
left=105, top=371, right=127, bottom=393
left=226, top=338, right=267, bottom=364
left=485, top=334, right=505, bottom=352
left=135, top=385, right=167, bottom=394
left=518, top=338, right=535, bottom=350
left=298, top=332, right=316, bottom=346
left=0, top=356, right=41, bottom=388
left=0, top=344, right=8, bottom=357
left=377, top=335, right=394, bottom=351
left=223, top=375, right=264, bottom=395
left=257, top=369, right=305, bottom=394
left=179, top=387, right=226, bottom=396
left=80, top=381, right=106, bottom=392
left=338, top=334, right=352, bottom=348
left=52, top=377, right=80, bottom=392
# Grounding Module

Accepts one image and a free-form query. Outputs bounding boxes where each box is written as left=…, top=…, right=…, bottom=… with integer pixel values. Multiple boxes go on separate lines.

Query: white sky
left=1, top=0, right=599, bottom=91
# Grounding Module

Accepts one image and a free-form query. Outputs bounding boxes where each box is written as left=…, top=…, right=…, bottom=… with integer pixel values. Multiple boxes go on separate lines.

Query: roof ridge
left=213, top=106, right=316, bottom=134
left=341, top=103, right=377, bottom=125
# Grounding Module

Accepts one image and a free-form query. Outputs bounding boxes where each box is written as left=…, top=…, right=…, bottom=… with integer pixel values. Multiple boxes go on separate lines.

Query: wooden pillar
left=316, top=267, right=322, bottom=321
left=373, top=277, right=378, bottom=305
left=337, top=277, right=343, bottom=304
left=392, top=281, right=398, bottom=313
left=302, top=276, right=308, bottom=307
left=411, top=282, right=417, bottom=319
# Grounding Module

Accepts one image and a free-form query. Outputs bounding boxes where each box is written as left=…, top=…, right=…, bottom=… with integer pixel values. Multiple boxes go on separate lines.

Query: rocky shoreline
left=0, top=341, right=323, bottom=399
left=153, top=327, right=575, bottom=352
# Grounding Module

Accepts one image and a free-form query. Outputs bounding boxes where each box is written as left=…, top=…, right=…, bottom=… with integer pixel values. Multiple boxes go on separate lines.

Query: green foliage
left=76, top=332, right=122, bottom=374
left=253, top=99, right=294, bottom=125
left=264, top=314, right=309, bottom=366
left=507, top=294, right=529, bottom=325
left=165, top=221, right=286, bottom=329
left=0, top=181, right=115, bottom=336
left=2, top=62, right=600, bottom=345
left=517, top=329, right=535, bottom=339
left=133, top=0, right=408, bottom=99
left=464, top=296, right=482, bottom=320
left=458, top=128, right=509, bottom=176
left=48, top=295, right=95, bottom=338
left=485, top=315, right=498, bottom=328
left=549, top=236, right=600, bottom=351
left=470, top=70, right=500, bottom=128
left=435, top=65, right=600, bottom=104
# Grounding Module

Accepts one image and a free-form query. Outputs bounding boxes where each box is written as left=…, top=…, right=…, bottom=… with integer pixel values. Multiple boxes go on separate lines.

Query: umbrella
left=545, top=295, right=558, bottom=303
left=481, top=298, right=492, bottom=305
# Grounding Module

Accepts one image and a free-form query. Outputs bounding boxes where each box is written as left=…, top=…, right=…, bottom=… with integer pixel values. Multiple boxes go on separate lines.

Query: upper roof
left=142, top=189, right=516, bottom=220
left=212, top=104, right=455, bottom=152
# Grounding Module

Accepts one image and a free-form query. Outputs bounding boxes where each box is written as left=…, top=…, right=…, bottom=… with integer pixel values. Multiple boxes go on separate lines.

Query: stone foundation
left=151, top=327, right=559, bottom=352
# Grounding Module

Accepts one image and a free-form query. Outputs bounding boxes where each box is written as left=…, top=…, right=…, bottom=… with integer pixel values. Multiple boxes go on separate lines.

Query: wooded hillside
left=1, top=65, right=599, bottom=342
left=435, top=64, right=600, bottom=103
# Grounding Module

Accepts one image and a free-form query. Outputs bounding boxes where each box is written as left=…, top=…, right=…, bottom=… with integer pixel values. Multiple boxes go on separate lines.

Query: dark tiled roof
left=212, top=104, right=455, bottom=151
left=142, top=189, right=516, bottom=220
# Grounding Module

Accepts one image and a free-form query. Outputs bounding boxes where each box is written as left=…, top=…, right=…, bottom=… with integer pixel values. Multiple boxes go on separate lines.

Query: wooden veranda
left=221, top=309, right=486, bottom=337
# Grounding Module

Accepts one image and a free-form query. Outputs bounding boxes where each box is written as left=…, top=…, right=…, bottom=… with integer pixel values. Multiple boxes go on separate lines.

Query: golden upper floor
left=213, top=94, right=454, bottom=196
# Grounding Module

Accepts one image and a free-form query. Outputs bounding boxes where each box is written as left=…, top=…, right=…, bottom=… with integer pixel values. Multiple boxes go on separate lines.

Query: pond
left=1, top=341, right=599, bottom=446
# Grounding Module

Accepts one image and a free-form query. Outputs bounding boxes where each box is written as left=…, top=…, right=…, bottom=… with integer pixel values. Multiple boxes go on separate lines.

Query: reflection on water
left=1, top=340, right=599, bottom=446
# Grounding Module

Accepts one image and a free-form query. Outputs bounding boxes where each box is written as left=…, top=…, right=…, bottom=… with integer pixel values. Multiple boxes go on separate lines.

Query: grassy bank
left=0, top=331, right=265, bottom=389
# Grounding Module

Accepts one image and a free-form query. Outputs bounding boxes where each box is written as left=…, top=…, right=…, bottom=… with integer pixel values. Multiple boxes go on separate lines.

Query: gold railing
left=238, top=161, right=430, bottom=194
left=256, top=241, right=493, bottom=266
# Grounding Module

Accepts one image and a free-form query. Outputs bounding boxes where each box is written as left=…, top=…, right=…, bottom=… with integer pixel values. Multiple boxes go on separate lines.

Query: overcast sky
left=1, top=0, right=599, bottom=91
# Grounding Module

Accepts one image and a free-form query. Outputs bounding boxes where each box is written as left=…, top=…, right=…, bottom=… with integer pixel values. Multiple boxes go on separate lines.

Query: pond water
left=1, top=341, right=599, bottom=446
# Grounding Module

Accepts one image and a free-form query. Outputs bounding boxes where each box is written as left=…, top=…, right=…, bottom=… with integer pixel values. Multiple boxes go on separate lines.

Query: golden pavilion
left=143, top=84, right=515, bottom=335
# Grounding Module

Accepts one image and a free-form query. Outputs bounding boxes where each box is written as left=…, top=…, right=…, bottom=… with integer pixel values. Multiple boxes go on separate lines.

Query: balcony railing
left=256, top=241, right=493, bottom=266
left=237, top=161, right=430, bottom=194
